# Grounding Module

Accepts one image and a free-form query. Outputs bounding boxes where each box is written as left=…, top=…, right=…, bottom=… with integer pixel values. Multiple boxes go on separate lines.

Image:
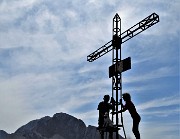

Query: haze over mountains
left=0, top=113, right=124, bottom=139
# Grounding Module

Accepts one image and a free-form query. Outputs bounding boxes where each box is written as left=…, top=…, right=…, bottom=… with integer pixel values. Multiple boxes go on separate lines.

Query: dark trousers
left=132, top=116, right=141, bottom=139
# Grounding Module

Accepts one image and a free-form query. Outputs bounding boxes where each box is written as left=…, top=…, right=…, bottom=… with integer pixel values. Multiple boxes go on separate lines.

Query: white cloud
left=140, top=121, right=179, bottom=139
left=0, top=75, right=37, bottom=132
left=141, top=108, right=179, bottom=117
left=0, top=0, right=40, bottom=22
left=123, top=66, right=176, bottom=85
left=116, top=0, right=179, bottom=37
left=137, top=95, right=180, bottom=111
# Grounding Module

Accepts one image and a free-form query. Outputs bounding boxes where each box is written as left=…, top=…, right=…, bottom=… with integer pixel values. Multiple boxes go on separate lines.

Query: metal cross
left=87, top=13, right=159, bottom=139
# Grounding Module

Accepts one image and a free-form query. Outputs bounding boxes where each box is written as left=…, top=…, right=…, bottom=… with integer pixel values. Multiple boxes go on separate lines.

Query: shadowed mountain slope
left=1, top=113, right=124, bottom=139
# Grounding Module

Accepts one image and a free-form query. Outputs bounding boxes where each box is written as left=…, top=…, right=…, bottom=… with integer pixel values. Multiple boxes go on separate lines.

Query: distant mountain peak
left=1, top=112, right=124, bottom=139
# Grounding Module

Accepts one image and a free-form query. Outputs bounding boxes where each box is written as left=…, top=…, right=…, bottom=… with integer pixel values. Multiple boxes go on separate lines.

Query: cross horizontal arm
left=121, top=13, right=159, bottom=43
left=87, top=13, right=159, bottom=62
left=87, top=40, right=113, bottom=62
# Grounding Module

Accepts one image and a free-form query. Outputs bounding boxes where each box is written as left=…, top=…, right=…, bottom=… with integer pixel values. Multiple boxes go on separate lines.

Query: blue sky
left=0, top=0, right=179, bottom=139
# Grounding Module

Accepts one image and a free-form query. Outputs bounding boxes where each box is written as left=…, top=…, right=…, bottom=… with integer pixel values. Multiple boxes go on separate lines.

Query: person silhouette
left=97, top=95, right=115, bottom=139
left=112, top=93, right=141, bottom=139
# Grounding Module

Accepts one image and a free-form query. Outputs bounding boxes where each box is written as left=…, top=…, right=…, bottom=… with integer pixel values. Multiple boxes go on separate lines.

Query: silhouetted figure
left=97, top=95, right=115, bottom=139
left=112, top=93, right=141, bottom=139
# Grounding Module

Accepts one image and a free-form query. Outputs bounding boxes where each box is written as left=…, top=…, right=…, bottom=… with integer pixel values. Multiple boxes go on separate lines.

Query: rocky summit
left=0, top=113, right=124, bottom=139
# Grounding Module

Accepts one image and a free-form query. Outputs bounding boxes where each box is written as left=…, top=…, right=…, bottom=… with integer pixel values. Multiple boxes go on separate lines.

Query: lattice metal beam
left=121, top=13, right=159, bottom=43
left=87, top=40, right=112, bottom=62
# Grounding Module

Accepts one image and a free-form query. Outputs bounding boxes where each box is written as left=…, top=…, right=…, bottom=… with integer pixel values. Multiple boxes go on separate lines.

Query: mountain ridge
left=0, top=112, right=124, bottom=139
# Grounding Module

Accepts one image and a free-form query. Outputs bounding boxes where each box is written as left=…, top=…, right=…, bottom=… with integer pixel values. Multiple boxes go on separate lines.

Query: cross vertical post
left=112, top=13, right=122, bottom=139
